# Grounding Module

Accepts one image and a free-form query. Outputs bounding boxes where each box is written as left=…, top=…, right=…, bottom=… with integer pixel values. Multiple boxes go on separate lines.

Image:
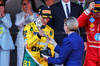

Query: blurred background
left=4, top=0, right=93, bottom=66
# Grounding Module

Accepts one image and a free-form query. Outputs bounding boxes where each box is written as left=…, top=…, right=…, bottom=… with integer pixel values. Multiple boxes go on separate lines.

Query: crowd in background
left=1, top=0, right=100, bottom=66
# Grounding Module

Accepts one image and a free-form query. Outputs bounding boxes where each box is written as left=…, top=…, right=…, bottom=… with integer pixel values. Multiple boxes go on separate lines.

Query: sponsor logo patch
left=42, top=10, right=51, bottom=14
left=94, top=33, right=100, bottom=41
left=33, top=32, right=39, bottom=35
left=89, top=17, right=95, bottom=23
left=90, top=23, right=95, bottom=28
left=50, top=31, right=52, bottom=36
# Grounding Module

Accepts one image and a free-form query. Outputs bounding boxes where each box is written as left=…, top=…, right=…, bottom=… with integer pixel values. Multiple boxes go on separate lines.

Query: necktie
left=66, top=4, right=70, bottom=17
left=80, top=3, right=83, bottom=6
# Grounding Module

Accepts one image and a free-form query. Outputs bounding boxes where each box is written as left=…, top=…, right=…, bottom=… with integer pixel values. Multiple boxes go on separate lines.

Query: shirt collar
left=40, top=25, right=46, bottom=29
left=61, top=0, right=70, bottom=7
left=78, top=0, right=85, bottom=5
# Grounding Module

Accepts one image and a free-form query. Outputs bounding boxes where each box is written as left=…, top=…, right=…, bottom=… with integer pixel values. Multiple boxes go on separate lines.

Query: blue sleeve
left=48, top=39, right=72, bottom=64
left=1, top=13, right=12, bottom=28
left=54, top=45, right=61, bottom=53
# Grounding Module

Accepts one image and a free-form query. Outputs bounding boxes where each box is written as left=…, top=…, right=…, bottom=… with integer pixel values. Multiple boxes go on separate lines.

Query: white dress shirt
left=61, top=0, right=71, bottom=18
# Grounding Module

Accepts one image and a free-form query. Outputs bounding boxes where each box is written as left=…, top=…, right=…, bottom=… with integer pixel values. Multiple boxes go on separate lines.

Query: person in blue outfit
left=42, top=17, right=84, bottom=66
left=0, top=0, right=15, bottom=66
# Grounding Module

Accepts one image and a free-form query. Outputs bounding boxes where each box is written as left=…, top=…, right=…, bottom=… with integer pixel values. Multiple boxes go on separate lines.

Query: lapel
left=56, top=2, right=78, bottom=19
left=58, top=1, right=66, bottom=19
left=70, top=2, right=79, bottom=18
left=76, top=1, right=79, bottom=4
left=70, top=2, right=74, bottom=17
left=85, top=2, right=89, bottom=10
left=76, top=1, right=86, bottom=10
left=57, top=2, right=75, bottom=19
left=58, top=2, right=75, bottom=18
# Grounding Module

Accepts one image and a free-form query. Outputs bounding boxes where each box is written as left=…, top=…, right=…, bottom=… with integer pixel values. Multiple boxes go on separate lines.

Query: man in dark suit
left=76, top=0, right=90, bottom=11
left=48, top=0, right=86, bottom=46
left=47, top=0, right=86, bottom=66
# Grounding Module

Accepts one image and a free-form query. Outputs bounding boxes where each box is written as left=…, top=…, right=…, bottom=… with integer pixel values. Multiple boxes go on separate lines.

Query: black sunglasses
left=22, top=3, right=26, bottom=5
left=0, top=4, right=3, bottom=6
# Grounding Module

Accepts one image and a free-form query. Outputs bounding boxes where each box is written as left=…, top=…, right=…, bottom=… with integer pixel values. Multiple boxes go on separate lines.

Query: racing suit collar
left=40, top=25, right=46, bottom=29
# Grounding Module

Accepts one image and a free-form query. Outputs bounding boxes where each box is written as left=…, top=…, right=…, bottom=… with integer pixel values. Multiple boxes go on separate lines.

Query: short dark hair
left=21, top=0, right=29, bottom=5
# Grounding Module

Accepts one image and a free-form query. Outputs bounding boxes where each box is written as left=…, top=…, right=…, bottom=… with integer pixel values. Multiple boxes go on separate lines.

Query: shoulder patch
left=33, top=32, right=39, bottom=35
left=50, top=31, right=53, bottom=36
left=30, top=27, right=33, bottom=31
left=24, top=34, right=26, bottom=37
left=24, top=30, right=27, bottom=34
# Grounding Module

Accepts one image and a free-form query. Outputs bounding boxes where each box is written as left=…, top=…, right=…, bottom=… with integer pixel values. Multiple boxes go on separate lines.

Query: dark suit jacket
left=76, top=1, right=90, bottom=11
left=48, top=32, right=84, bottom=66
left=48, top=1, right=85, bottom=45
left=83, top=1, right=90, bottom=10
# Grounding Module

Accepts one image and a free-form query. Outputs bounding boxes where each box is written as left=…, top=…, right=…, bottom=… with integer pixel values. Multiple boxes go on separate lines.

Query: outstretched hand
left=27, top=2, right=33, bottom=16
left=41, top=54, right=49, bottom=62
left=88, top=2, right=95, bottom=11
left=24, top=2, right=33, bottom=19
left=47, top=37, right=57, bottom=47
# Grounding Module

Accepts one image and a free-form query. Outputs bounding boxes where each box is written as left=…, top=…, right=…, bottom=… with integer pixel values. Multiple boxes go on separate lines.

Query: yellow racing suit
left=23, top=22, right=54, bottom=66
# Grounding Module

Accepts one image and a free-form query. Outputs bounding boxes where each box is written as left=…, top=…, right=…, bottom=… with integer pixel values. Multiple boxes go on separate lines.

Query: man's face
left=22, top=0, right=30, bottom=11
left=94, top=12, right=100, bottom=18
left=63, top=0, right=70, bottom=3
left=0, top=1, right=4, bottom=12
left=0, top=1, right=4, bottom=8
left=78, top=0, right=85, bottom=2
left=38, top=15, right=50, bottom=26
left=44, top=0, right=54, bottom=7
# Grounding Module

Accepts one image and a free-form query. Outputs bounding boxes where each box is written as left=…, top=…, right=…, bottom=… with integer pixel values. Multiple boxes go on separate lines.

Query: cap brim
left=42, top=15, right=52, bottom=18
left=94, top=10, right=100, bottom=13
left=94, top=7, right=100, bottom=13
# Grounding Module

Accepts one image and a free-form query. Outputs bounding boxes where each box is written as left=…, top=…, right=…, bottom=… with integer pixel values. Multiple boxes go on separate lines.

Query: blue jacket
left=0, top=13, right=15, bottom=50
left=48, top=32, right=84, bottom=66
